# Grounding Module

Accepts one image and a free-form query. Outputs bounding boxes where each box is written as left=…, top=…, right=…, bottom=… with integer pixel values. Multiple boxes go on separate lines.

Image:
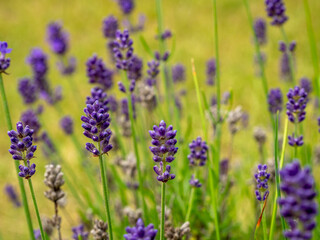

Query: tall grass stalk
left=28, top=179, right=46, bottom=240
left=303, top=0, right=320, bottom=103
left=98, top=144, right=113, bottom=240
left=211, top=0, right=221, bottom=239
left=0, top=74, right=35, bottom=240
left=160, top=182, right=166, bottom=240
left=269, top=113, right=287, bottom=240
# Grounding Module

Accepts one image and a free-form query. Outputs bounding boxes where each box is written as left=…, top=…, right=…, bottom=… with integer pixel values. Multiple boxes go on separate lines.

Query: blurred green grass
left=0, top=0, right=320, bottom=238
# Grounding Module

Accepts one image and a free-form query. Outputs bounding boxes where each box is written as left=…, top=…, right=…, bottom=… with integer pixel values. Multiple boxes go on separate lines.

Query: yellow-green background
left=0, top=0, right=320, bottom=238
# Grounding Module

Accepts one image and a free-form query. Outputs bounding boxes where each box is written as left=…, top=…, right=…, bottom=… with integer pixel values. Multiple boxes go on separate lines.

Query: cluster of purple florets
left=188, top=137, right=208, bottom=167
left=265, top=0, right=288, bottom=26
left=146, top=60, right=160, bottom=86
left=206, top=58, right=216, bottom=86
left=149, top=120, right=178, bottom=182
left=286, top=86, right=308, bottom=123
left=288, top=134, right=303, bottom=147
left=8, top=122, right=37, bottom=179
left=60, top=116, right=74, bottom=135
left=124, top=218, right=157, bottom=240
left=268, top=88, right=283, bottom=114
left=0, top=41, right=12, bottom=73
left=254, top=164, right=270, bottom=201
left=72, top=224, right=89, bottom=240
left=81, top=87, right=113, bottom=156
left=113, top=29, right=134, bottom=70
left=254, top=18, right=267, bottom=45
left=279, top=161, right=318, bottom=239
left=86, top=54, right=114, bottom=90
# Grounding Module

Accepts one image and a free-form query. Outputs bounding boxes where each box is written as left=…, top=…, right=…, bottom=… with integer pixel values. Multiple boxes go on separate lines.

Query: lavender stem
left=28, top=178, right=46, bottom=240
left=160, top=182, right=166, bottom=240
left=98, top=144, right=113, bottom=240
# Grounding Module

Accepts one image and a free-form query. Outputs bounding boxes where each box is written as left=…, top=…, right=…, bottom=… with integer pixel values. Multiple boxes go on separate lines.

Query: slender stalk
left=261, top=203, right=267, bottom=240
left=185, top=187, right=195, bottom=222
left=211, top=0, right=221, bottom=239
left=98, top=145, right=113, bottom=240
left=303, top=0, right=320, bottom=101
left=54, top=202, right=62, bottom=240
left=160, top=182, right=166, bottom=240
left=0, top=74, right=35, bottom=240
left=280, top=27, right=295, bottom=84
left=122, top=71, right=148, bottom=221
left=28, top=179, right=46, bottom=240
left=272, top=113, right=287, bottom=236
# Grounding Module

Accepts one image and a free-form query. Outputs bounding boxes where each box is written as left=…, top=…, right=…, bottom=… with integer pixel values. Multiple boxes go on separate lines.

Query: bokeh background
left=1, top=0, right=320, bottom=239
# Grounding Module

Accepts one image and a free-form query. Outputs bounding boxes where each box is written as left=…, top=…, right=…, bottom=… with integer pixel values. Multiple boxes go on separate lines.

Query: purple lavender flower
left=300, top=77, right=312, bottom=94
left=8, top=122, right=37, bottom=179
left=27, top=48, right=48, bottom=80
left=72, top=224, right=89, bottom=240
left=254, top=18, right=267, bottom=45
left=34, top=229, right=41, bottom=240
left=286, top=86, right=308, bottom=123
left=102, top=15, right=118, bottom=38
left=124, top=218, right=157, bottom=240
left=18, top=78, right=38, bottom=104
left=113, top=29, right=134, bottom=70
left=254, top=164, right=270, bottom=201
left=206, top=58, right=216, bottom=86
left=268, top=88, right=283, bottom=114
left=288, top=134, right=303, bottom=147
left=108, top=95, right=118, bottom=112
left=0, top=41, right=12, bottom=73
left=265, top=0, right=288, bottom=26
left=279, top=161, right=318, bottom=239
left=47, top=22, right=68, bottom=55
left=81, top=88, right=113, bottom=156
left=188, top=137, right=208, bottom=167
left=189, top=175, right=202, bottom=188
left=86, top=54, right=113, bottom=90
left=128, top=55, right=143, bottom=81
left=118, top=0, right=135, bottom=15
left=60, top=116, right=73, bottom=135
left=155, top=51, right=170, bottom=62
left=4, top=184, right=21, bottom=207
left=21, top=109, right=41, bottom=140
left=172, top=64, right=186, bottom=83
left=57, top=56, right=76, bottom=76
left=121, top=96, right=136, bottom=120
left=279, top=41, right=296, bottom=81
left=149, top=121, right=178, bottom=182
left=146, top=60, right=160, bottom=86
left=156, top=30, right=172, bottom=40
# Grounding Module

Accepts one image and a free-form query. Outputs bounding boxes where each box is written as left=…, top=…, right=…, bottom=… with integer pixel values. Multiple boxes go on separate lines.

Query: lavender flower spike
left=4, top=184, right=21, bottom=207
left=113, top=29, right=134, bottom=70
left=172, top=64, right=186, bottom=83
left=0, top=41, right=12, bottom=73
left=286, top=86, right=308, bottom=123
left=206, top=58, right=216, bottom=86
left=18, top=78, right=38, bottom=104
left=47, top=21, right=69, bottom=55
left=288, top=134, right=303, bottom=147
left=8, top=121, right=37, bottom=179
left=254, top=18, right=267, bottom=45
left=279, top=161, right=318, bottom=239
left=124, top=218, right=158, bottom=240
left=60, top=116, right=73, bottom=135
left=118, top=0, right=135, bottom=15
left=188, top=137, right=208, bottom=166
left=102, top=15, right=118, bottom=39
left=189, top=175, right=202, bottom=188
left=149, top=120, right=178, bottom=182
left=268, top=88, right=283, bottom=114
left=81, top=87, right=113, bottom=156
left=254, top=164, right=270, bottom=201
left=72, top=224, right=89, bottom=240
left=146, top=60, right=160, bottom=86
left=265, top=0, right=288, bottom=26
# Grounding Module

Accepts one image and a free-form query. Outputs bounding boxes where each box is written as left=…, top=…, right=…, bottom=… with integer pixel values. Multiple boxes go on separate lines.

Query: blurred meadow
left=1, top=0, right=320, bottom=239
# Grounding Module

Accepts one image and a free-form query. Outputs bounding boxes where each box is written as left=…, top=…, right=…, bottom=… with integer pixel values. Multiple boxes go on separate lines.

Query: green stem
left=98, top=145, right=113, bottom=240
left=160, top=182, right=166, bottom=240
left=211, top=0, right=221, bottom=239
left=303, top=0, right=320, bottom=101
left=28, top=179, right=46, bottom=240
left=185, top=187, right=195, bottom=222
left=273, top=113, right=287, bottom=234
left=261, top=203, right=267, bottom=240
left=280, top=26, right=295, bottom=84
left=0, top=74, right=35, bottom=240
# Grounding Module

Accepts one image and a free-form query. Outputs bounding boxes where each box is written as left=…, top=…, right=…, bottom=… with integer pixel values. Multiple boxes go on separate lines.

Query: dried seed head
left=165, top=221, right=190, bottom=240
left=91, top=219, right=108, bottom=240
left=253, top=127, right=267, bottom=145
left=123, top=206, right=142, bottom=226
left=44, top=164, right=65, bottom=202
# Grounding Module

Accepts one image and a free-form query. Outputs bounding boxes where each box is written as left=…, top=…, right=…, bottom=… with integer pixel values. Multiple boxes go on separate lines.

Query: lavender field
left=1, top=0, right=320, bottom=239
